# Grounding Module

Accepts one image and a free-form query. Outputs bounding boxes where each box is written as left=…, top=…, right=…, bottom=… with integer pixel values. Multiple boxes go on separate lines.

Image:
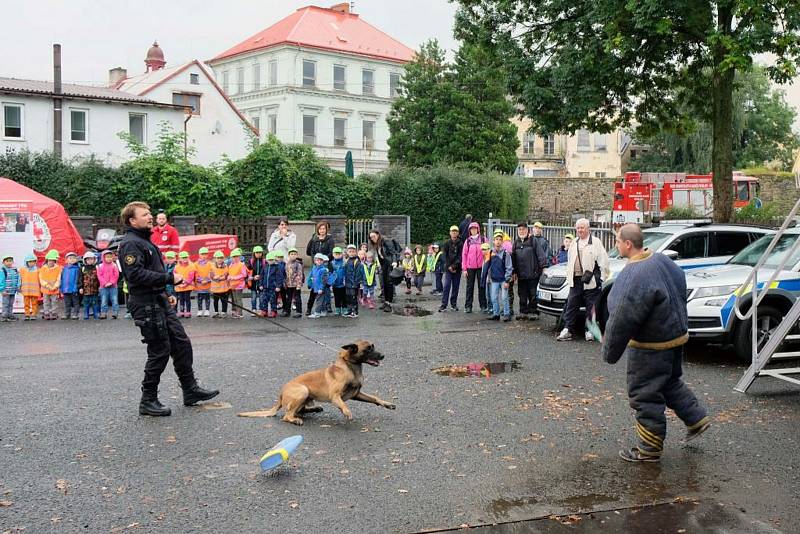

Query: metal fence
left=346, top=218, right=374, bottom=247
left=485, top=221, right=617, bottom=252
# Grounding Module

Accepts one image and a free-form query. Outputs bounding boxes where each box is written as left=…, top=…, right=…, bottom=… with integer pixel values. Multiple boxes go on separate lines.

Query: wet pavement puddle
left=432, top=361, right=521, bottom=378
left=393, top=304, right=433, bottom=317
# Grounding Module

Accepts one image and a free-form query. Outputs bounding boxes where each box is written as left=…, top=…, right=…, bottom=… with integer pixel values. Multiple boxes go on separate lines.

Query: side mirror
left=663, top=249, right=679, bottom=261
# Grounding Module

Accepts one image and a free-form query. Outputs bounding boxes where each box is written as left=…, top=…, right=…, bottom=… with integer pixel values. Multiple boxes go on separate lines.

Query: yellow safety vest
left=414, top=255, right=426, bottom=273
left=363, top=262, right=377, bottom=286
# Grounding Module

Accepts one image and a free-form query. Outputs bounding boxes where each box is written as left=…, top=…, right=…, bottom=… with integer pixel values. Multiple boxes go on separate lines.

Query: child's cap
left=480, top=243, right=491, bottom=251
left=25, top=253, right=37, bottom=263
left=82, top=251, right=95, bottom=260
left=366, top=251, right=374, bottom=257
left=493, top=229, right=505, bottom=238
left=346, top=243, right=356, bottom=250
left=287, top=247, right=298, bottom=254
left=102, top=249, right=115, bottom=257
left=314, top=253, right=328, bottom=261
left=213, top=251, right=224, bottom=259
left=449, top=225, right=459, bottom=232
left=533, top=221, right=543, bottom=228
left=179, top=251, right=190, bottom=258
left=432, top=243, right=440, bottom=249
left=2, top=253, right=13, bottom=261
left=45, top=249, right=59, bottom=261
left=266, top=251, right=275, bottom=260
left=65, top=251, right=77, bottom=258
left=273, top=250, right=285, bottom=258
left=332, top=246, right=343, bottom=254
left=564, top=233, right=575, bottom=240
left=165, top=251, right=177, bottom=259
left=252, top=245, right=264, bottom=253
left=403, top=247, right=412, bottom=255
left=230, top=248, right=243, bottom=257
left=199, top=247, right=209, bottom=254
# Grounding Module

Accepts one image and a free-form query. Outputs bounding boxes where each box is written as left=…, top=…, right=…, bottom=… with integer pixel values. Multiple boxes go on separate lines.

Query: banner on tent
left=0, top=201, right=34, bottom=313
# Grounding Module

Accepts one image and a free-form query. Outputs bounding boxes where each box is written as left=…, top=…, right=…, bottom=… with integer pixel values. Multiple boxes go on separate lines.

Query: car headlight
left=690, top=285, right=739, bottom=301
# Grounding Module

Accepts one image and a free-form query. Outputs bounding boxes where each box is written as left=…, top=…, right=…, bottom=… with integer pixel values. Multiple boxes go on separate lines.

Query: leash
left=222, top=297, right=337, bottom=352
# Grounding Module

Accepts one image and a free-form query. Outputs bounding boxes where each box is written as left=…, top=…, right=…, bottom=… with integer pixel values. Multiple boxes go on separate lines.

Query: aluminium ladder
left=734, top=195, right=800, bottom=393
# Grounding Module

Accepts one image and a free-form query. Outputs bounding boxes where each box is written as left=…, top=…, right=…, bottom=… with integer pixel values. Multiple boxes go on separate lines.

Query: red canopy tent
left=0, top=178, right=85, bottom=263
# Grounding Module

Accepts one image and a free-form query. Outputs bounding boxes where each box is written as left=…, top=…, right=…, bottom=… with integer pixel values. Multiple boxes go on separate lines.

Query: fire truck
left=612, top=171, right=758, bottom=223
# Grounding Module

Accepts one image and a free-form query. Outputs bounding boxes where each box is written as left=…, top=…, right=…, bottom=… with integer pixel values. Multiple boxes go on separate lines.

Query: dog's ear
left=341, top=344, right=359, bottom=355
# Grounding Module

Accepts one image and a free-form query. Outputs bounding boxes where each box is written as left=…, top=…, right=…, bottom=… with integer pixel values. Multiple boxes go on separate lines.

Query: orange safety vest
left=173, top=261, right=195, bottom=292
left=194, top=260, right=212, bottom=291
left=210, top=264, right=229, bottom=294
left=39, top=264, right=62, bottom=295
left=227, top=261, right=246, bottom=290
left=20, top=267, right=41, bottom=297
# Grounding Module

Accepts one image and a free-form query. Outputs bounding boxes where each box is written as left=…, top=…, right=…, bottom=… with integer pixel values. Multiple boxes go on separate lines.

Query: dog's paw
left=384, top=403, right=396, bottom=410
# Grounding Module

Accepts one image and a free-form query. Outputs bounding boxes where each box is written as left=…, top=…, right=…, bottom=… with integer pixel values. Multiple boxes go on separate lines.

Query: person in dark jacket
left=555, top=234, right=573, bottom=264
left=343, top=244, right=364, bottom=317
left=246, top=246, right=266, bottom=312
left=368, top=229, right=401, bottom=312
left=512, top=222, right=548, bottom=320
left=305, top=221, right=335, bottom=264
left=601, top=224, right=710, bottom=462
left=532, top=222, right=553, bottom=263
left=439, top=226, right=463, bottom=312
left=60, top=251, right=82, bottom=320
left=458, top=214, right=472, bottom=242
left=118, top=201, right=219, bottom=417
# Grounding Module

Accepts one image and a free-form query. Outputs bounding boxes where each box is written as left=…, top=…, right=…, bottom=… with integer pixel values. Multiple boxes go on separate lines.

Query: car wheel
left=733, top=304, right=784, bottom=363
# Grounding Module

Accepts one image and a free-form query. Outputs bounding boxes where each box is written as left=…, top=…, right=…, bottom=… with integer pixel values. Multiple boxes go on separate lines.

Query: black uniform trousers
left=464, top=268, right=487, bottom=311
left=562, top=276, right=601, bottom=333
left=128, top=293, right=195, bottom=396
left=627, top=346, right=708, bottom=456
left=516, top=276, right=540, bottom=315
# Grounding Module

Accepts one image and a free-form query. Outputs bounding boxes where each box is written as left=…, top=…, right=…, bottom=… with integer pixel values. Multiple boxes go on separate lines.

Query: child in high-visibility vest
left=194, top=247, right=212, bottom=317
left=412, top=244, right=427, bottom=296
left=19, top=254, right=41, bottom=320
left=174, top=251, right=196, bottom=318
left=164, top=251, right=177, bottom=309
left=39, top=249, right=62, bottom=320
left=210, top=251, right=229, bottom=318
left=227, top=248, right=247, bottom=318
left=362, top=251, right=379, bottom=310
left=401, top=248, right=414, bottom=295
left=428, top=243, right=444, bottom=295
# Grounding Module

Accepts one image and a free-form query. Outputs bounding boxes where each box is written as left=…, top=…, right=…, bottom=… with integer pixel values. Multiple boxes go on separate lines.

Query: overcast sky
left=0, top=0, right=459, bottom=85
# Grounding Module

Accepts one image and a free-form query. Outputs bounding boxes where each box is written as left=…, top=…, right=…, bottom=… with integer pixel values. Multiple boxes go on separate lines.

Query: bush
left=367, top=166, right=528, bottom=244
left=733, top=200, right=781, bottom=222
left=663, top=206, right=701, bottom=220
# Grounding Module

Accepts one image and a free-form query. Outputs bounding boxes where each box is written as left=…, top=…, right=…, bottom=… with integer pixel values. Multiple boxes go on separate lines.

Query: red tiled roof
left=209, top=5, right=415, bottom=64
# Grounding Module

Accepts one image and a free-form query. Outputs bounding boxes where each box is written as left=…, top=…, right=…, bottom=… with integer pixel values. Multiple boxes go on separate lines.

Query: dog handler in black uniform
left=119, top=202, right=219, bottom=416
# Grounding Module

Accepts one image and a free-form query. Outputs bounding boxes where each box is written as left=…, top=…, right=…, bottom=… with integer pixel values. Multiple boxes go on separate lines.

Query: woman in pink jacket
left=461, top=221, right=488, bottom=313
left=97, top=250, right=120, bottom=319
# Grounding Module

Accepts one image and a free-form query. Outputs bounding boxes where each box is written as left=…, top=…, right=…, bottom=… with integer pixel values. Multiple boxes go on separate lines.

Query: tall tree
left=388, top=39, right=520, bottom=172
left=455, top=0, right=800, bottom=221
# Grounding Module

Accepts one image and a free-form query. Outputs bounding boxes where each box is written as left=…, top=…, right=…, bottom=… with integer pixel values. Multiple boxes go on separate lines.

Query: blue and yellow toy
left=260, top=435, right=303, bottom=471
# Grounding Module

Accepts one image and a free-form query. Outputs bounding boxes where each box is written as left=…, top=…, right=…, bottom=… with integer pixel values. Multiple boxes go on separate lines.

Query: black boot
left=139, top=394, right=171, bottom=416
left=183, top=384, right=220, bottom=406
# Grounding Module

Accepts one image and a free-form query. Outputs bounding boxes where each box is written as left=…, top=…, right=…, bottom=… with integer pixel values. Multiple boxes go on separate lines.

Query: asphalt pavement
left=1, top=291, right=798, bottom=533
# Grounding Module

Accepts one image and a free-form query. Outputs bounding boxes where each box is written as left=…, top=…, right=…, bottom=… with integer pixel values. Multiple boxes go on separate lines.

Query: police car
left=686, top=229, right=800, bottom=361
left=537, top=223, right=772, bottom=319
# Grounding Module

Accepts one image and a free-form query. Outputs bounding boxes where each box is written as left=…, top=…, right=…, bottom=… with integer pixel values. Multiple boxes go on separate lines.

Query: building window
left=190, top=73, right=199, bottom=85
left=390, top=72, right=400, bottom=98
left=362, top=69, right=375, bottom=95
left=594, top=133, right=607, bottom=151
left=172, top=93, right=201, bottom=115
left=129, top=113, right=146, bottom=144
left=252, top=63, right=261, bottom=91
left=222, top=71, right=230, bottom=93
left=3, top=103, right=23, bottom=139
left=236, top=67, right=244, bottom=94
left=595, top=172, right=607, bottom=178
left=269, top=60, right=278, bottom=85
left=362, top=120, right=375, bottom=149
left=334, top=65, right=346, bottom=91
left=577, top=129, right=590, bottom=152
left=522, top=132, right=535, bottom=154
left=302, top=60, right=316, bottom=87
left=578, top=172, right=590, bottom=177
left=268, top=114, right=277, bottom=135
left=69, top=109, right=88, bottom=142
left=334, top=117, right=347, bottom=147
left=543, top=134, right=556, bottom=155
left=303, top=115, right=316, bottom=144
left=251, top=115, right=260, bottom=133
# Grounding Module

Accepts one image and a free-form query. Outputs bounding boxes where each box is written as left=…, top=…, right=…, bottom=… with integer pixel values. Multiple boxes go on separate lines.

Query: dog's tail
left=237, top=396, right=282, bottom=418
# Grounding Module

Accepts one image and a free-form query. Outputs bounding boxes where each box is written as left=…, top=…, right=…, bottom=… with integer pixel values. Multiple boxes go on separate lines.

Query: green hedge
left=366, top=166, right=528, bottom=245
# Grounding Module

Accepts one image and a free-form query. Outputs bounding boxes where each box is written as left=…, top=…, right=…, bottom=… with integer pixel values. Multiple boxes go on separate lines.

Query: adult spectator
left=601, top=224, right=710, bottom=462
left=458, top=214, right=473, bottom=241
left=119, top=201, right=218, bottom=417
left=305, top=220, right=335, bottom=262
left=150, top=211, right=180, bottom=256
left=557, top=218, right=610, bottom=342
left=532, top=222, right=553, bottom=263
left=267, top=217, right=297, bottom=258
left=439, top=225, right=463, bottom=312
left=15, top=215, right=27, bottom=233
left=461, top=221, right=488, bottom=313
left=368, top=230, right=401, bottom=312
left=512, top=222, right=548, bottom=321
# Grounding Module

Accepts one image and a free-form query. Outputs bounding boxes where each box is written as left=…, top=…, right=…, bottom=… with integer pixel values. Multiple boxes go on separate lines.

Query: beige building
left=514, top=117, right=632, bottom=178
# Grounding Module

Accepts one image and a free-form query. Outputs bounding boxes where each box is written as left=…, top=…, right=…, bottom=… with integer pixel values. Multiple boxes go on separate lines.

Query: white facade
left=0, top=91, right=183, bottom=166
left=209, top=45, right=404, bottom=174
left=116, top=61, right=256, bottom=165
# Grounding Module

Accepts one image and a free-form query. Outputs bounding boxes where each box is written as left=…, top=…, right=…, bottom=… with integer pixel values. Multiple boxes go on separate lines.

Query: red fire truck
left=612, top=171, right=758, bottom=223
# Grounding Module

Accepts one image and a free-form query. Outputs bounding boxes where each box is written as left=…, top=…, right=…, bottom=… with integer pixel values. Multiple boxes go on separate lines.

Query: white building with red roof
left=207, top=3, right=415, bottom=174
left=111, top=42, right=258, bottom=165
